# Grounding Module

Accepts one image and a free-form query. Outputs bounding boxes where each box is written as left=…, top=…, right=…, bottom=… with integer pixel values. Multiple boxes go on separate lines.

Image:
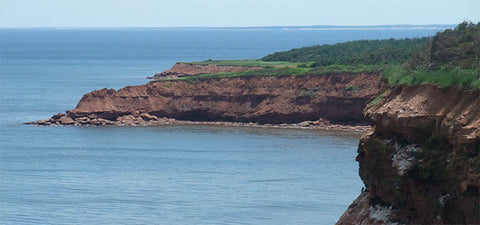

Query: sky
left=0, top=0, right=479, bottom=27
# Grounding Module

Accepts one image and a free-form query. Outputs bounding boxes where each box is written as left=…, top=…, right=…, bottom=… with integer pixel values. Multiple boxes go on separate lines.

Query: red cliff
left=34, top=73, right=385, bottom=126
left=337, top=85, right=479, bottom=224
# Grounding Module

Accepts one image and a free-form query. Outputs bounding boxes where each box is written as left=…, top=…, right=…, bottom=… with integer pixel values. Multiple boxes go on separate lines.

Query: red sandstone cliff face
left=34, top=73, right=385, bottom=126
left=150, top=63, right=261, bottom=79
left=337, top=85, right=479, bottom=224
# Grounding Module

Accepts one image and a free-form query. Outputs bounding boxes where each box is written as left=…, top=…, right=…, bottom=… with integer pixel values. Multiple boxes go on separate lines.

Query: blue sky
left=1, top=0, right=479, bottom=27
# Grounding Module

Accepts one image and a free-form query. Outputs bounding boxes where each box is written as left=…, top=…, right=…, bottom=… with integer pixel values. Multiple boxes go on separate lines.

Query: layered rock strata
left=32, top=73, right=385, bottom=127
left=337, top=85, right=479, bottom=224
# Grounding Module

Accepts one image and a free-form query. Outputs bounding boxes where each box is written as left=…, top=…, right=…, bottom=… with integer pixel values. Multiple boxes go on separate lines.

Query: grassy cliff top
left=383, top=21, right=480, bottom=89
left=183, top=59, right=301, bottom=67
left=162, top=22, right=479, bottom=89
left=158, top=64, right=384, bottom=82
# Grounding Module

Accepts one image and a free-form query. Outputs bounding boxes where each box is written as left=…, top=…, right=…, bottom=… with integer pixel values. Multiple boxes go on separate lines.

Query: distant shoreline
left=0, top=24, right=455, bottom=30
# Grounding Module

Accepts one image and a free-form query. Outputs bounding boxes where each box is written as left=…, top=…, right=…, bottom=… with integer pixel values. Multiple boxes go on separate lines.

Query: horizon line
left=0, top=24, right=457, bottom=29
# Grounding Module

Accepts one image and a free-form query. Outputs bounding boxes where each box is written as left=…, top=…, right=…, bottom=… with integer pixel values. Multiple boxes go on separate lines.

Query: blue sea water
left=0, top=27, right=443, bottom=224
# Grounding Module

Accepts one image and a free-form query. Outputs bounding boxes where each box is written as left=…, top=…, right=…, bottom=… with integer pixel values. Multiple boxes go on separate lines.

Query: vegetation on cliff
left=407, top=21, right=480, bottom=70
left=161, top=30, right=431, bottom=81
left=384, top=21, right=480, bottom=89
left=384, top=65, right=479, bottom=89
left=262, top=37, right=430, bottom=66
left=185, top=59, right=300, bottom=67
left=160, top=22, right=479, bottom=89
left=162, top=64, right=384, bottom=81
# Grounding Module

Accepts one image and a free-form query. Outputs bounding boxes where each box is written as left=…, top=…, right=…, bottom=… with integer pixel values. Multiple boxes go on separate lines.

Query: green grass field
left=157, top=61, right=480, bottom=90
left=155, top=64, right=385, bottom=82
left=184, top=59, right=301, bottom=67
left=383, top=66, right=480, bottom=89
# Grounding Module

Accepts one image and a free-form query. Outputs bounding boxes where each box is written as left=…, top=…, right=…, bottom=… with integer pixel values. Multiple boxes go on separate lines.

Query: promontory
left=30, top=22, right=480, bottom=224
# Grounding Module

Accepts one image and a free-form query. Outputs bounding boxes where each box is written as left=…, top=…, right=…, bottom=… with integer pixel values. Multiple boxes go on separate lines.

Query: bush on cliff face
left=385, top=65, right=479, bottom=89
left=405, top=21, right=480, bottom=71
left=385, top=21, right=480, bottom=89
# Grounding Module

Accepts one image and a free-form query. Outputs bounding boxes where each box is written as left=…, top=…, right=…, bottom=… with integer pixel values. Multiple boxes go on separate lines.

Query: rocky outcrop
left=149, top=63, right=261, bottom=79
left=337, top=85, right=479, bottom=224
left=31, top=73, right=385, bottom=126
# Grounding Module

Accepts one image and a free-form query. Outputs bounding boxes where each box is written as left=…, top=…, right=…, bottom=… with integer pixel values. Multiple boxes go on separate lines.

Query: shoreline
left=29, top=116, right=371, bottom=133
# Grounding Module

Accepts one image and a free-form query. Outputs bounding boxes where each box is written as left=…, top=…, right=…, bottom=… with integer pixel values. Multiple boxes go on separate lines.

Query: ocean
left=0, top=27, right=444, bottom=224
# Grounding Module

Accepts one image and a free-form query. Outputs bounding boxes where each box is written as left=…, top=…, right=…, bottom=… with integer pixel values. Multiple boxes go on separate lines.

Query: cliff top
left=153, top=22, right=479, bottom=90
left=182, top=59, right=300, bottom=67
left=153, top=64, right=384, bottom=82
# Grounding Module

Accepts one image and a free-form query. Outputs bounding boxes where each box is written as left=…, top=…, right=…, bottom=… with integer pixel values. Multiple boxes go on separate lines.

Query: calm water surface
left=0, top=28, right=443, bottom=224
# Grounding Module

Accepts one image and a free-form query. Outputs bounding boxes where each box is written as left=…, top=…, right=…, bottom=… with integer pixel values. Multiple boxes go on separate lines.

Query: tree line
left=262, top=37, right=431, bottom=66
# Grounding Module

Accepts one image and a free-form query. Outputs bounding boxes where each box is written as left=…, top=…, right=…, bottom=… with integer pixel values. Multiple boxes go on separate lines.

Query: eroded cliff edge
left=337, top=85, right=479, bottom=224
left=149, top=62, right=261, bottom=79
left=32, top=72, right=385, bottom=127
